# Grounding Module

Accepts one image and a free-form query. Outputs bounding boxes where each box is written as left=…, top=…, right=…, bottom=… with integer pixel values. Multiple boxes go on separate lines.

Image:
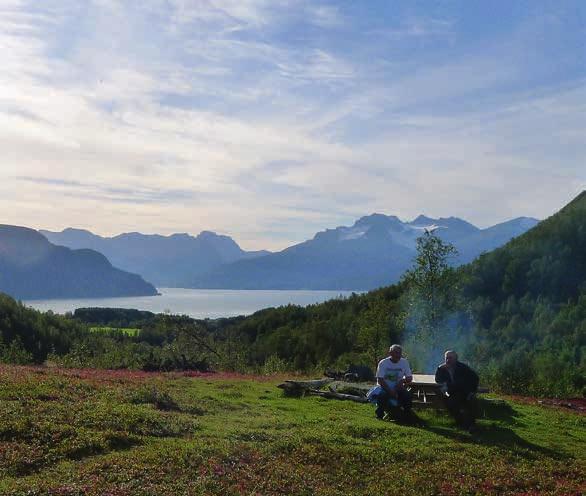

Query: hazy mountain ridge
left=40, top=214, right=538, bottom=291
left=190, top=214, right=539, bottom=290
left=0, top=225, right=158, bottom=299
left=40, top=228, right=270, bottom=288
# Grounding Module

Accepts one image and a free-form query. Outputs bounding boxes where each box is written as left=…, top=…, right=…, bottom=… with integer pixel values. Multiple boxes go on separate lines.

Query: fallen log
left=277, top=378, right=333, bottom=397
left=307, top=389, right=369, bottom=403
left=328, top=381, right=372, bottom=397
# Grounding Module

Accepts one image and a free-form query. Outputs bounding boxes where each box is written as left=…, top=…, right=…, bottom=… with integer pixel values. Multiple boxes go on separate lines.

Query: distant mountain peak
left=409, top=215, right=478, bottom=231
left=411, top=215, right=436, bottom=225
left=355, top=213, right=402, bottom=229
left=0, top=224, right=47, bottom=242
left=198, top=230, right=218, bottom=237
left=62, top=227, right=94, bottom=234
left=356, top=213, right=400, bottom=222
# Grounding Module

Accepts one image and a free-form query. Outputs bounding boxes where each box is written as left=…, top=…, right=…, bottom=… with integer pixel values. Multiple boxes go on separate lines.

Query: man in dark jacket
left=435, top=350, right=479, bottom=432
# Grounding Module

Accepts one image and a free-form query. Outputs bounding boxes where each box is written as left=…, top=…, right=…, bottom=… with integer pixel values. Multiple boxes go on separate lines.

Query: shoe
left=375, top=406, right=385, bottom=420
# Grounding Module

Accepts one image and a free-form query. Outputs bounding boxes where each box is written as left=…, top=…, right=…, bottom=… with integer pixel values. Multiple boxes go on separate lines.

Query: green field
left=0, top=365, right=583, bottom=495
left=89, top=326, right=140, bottom=336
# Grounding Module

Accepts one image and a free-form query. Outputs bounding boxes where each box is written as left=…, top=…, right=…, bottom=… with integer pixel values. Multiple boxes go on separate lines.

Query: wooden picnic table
left=409, top=374, right=489, bottom=408
left=409, top=374, right=444, bottom=407
left=411, top=374, right=438, bottom=385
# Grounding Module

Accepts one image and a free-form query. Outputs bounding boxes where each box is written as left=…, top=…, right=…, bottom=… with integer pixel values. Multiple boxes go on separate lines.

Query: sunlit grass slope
left=89, top=326, right=140, bottom=336
left=0, top=365, right=583, bottom=495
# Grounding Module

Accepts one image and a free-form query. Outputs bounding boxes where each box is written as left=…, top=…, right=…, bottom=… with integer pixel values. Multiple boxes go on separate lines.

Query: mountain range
left=40, top=229, right=270, bottom=288
left=189, top=214, right=539, bottom=290
left=42, top=214, right=539, bottom=291
left=0, top=225, right=157, bottom=299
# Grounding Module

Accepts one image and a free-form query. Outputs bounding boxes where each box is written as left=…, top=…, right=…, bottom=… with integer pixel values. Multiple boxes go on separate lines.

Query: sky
left=1, top=0, right=585, bottom=250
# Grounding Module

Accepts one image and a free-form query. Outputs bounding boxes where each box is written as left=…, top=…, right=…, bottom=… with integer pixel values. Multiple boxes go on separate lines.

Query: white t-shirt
left=376, top=357, right=412, bottom=387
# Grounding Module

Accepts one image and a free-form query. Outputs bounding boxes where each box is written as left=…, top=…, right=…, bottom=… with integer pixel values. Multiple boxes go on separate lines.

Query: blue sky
left=1, top=0, right=585, bottom=250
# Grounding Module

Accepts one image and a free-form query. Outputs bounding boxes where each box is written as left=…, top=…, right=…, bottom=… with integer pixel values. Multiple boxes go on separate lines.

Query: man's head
left=444, top=350, right=458, bottom=367
left=389, top=344, right=402, bottom=363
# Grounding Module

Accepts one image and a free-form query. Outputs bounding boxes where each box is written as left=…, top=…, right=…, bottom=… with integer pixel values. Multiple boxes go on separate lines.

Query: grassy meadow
left=0, top=364, right=584, bottom=495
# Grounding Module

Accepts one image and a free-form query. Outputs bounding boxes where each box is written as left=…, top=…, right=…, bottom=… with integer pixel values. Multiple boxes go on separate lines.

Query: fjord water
left=23, top=287, right=357, bottom=319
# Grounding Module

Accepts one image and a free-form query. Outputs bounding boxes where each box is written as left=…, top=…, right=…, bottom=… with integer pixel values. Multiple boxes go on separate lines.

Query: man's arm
left=435, top=366, right=447, bottom=384
left=396, top=362, right=413, bottom=389
left=435, top=366, right=450, bottom=395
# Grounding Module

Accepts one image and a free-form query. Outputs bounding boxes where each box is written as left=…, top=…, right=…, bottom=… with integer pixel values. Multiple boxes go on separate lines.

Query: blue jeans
left=375, top=388, right=412, bottom=417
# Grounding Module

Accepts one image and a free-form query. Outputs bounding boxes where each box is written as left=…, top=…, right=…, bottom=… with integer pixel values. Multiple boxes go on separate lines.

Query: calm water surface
left=23, top=288, right=358, bottom=319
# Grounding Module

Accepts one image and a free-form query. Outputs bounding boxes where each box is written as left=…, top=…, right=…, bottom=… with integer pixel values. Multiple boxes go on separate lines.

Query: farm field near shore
left=0, top=365, right=584, bottom=495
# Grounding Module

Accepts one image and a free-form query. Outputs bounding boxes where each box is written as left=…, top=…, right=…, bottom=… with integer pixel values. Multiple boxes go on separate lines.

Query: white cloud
left=306, top=4, right=343, bottom=28
left=0, top=0, right=584, bottom=250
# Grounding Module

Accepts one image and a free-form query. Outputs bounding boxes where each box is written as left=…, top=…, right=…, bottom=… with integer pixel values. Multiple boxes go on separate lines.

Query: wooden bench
left=410, top=374, right=489, bottom=409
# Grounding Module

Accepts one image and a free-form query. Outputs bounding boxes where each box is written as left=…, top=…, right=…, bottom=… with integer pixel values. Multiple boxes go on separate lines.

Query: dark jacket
left=435, top=361, right=479, bottom=396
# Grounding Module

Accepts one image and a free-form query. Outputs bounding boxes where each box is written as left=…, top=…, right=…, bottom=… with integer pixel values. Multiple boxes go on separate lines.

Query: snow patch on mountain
left=339, top=226, right=370, bottom=240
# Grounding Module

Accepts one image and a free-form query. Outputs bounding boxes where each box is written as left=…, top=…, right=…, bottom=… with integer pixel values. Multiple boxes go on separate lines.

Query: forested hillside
left=462, top=191, right=586, bottom=395
left=0, top=288, right=403, bottom=376
left=0, top=293, right=84, bottom=363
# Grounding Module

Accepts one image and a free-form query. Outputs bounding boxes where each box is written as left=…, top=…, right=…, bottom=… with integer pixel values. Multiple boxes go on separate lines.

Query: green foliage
left=217, top=287, right=404, bottom=374
left=261, top=354, right=290, bottom=375
left=74, top=307, right=155, bottom=327
left=0, top=293, right=84, bottom=363
left=0, top=336, right=33, bottom=365
left=402, top=232, right=459, bottom=335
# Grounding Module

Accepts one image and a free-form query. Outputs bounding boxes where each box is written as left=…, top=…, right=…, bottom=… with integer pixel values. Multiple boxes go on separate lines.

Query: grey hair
left=389, top=344, right=402, bottom=353
left=445, top=350, right=458, bottom=359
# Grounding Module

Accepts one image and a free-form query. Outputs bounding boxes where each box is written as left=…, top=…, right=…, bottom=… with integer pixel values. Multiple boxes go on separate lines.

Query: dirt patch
left=508, top=395, right=586, bottom=414
left=537, top=397, right=586, bottom=413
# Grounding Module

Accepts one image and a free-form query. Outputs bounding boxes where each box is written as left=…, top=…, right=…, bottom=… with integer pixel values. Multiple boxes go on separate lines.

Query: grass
left=89, top=327, right=140, bottom=336
left=0, top=365, right=584, bottom=495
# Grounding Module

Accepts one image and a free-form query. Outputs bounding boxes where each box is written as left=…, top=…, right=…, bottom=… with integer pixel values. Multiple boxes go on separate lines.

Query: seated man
left=435, top=350, right=479, bottom=432
left=368, top=344, right=413, bottom=420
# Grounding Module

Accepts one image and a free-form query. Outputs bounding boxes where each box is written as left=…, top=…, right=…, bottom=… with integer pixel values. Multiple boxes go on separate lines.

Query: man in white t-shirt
left=373, top=344, right=413, bottom=420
